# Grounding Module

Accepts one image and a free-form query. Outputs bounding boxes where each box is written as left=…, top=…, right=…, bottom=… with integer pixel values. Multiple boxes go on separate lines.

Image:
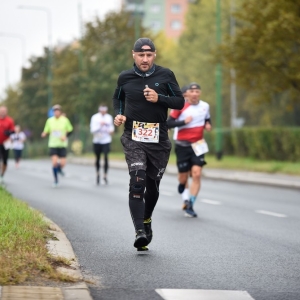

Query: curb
left=0, top=217, right=93, bottom=300
left=68, top=157, right=300, bottom=189
left=45, top=217, right=93, bottom=300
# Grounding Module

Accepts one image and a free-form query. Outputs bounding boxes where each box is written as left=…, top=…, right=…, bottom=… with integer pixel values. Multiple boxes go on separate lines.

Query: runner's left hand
left=143, top=87, right=158, bottom=103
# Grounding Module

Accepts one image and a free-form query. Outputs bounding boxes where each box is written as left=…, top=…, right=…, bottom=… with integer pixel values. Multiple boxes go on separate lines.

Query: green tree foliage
left=174, top=0, right=233, bottom=127
left=218, top=0, right=300, bottom=125
left=2, top=51, right=50, bottom=139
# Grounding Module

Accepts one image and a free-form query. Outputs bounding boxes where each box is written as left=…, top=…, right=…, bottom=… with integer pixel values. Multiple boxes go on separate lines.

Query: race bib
left=191, top=139, right=209, bottom=156
left=52, top=130, right=62, bottom=137
left=132, top=121, right=159, bottom=143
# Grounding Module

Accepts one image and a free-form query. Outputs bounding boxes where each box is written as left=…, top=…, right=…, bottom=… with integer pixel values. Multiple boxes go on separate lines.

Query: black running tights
left=129, top=173, right=160, bottom=231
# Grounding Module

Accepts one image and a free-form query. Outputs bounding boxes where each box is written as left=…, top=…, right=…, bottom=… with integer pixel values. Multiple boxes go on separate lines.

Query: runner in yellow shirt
left=41, top=104, right=73, bottom=187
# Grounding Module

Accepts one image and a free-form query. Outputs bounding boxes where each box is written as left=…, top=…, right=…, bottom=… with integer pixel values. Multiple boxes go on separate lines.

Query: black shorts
left=14, top=149, right=23, bottom=160
left=93, top=143, right=110, bottom=155
left=175, top=144, right=207, bottom=173
left=0, top=145, right=9, bottom=165
left=120, top=134, right=171, bottom=180
left=49, top=147, right=67, bottom=158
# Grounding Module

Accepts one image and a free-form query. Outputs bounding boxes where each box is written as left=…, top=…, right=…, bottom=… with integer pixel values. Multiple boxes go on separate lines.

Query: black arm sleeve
left=5, top=130, right=14, bottom=136
left=67, top=130, right=73, bottom=137
left=205, top=118, right=211, bottom=125
left=112, top=75, right=126, bottom=117
left=166, top=116, right=186, bottom=129
left=157, top=71, right=184, bottom=110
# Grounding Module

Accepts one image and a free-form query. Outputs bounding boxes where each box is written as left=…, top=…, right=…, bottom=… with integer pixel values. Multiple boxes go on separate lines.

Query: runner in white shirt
left=167, top=83, right=212, bottom=217
left=10, top=125, right=26, bottom=169
left=90, top=104, right=114, bottom=185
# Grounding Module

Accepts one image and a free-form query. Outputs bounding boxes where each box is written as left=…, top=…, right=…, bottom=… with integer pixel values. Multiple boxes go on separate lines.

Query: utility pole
left=215, top=0, right=223, bottom=160
left=0, top=50, right=9, bottom=86
left=0, top=32, right=26, bottom=65
left=134, top=0, right=141, bottom=40
left=18, top=6, right=53, bottom=111
left=230, top=0, right=237, bottom=128
left=78, top=2, right=85, bottom=143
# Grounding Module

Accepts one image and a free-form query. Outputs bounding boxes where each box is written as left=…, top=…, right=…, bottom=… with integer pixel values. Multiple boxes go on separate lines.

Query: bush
left=23, top=126, right=300, bottom=162
left=205, top=127, right=300, bottom=162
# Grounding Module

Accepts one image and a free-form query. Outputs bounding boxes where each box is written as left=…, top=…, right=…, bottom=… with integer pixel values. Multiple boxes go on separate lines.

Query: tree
left=218, top=0, right=300, bottom=125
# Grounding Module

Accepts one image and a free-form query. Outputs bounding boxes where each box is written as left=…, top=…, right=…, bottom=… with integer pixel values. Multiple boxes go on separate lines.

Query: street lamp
left=18, top=5, right=53, bottom=110
left=0, top=49, right=9, bottom=87
left=215, top=0, right=223, bottom=160
left=0, top=32, right=26, bottom=65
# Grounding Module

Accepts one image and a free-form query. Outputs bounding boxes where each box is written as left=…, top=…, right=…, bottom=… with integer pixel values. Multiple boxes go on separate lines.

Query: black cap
left=188, top=82, right=201, bottom=90
left=133, top=38, right=156, bottom=52
left=181, top=85, right=189, bottom=94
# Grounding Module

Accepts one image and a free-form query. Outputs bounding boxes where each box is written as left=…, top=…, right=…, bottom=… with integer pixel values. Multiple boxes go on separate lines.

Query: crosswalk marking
left=155, top=289, right=255, bottom=300
left=255, top=210, right=287, bottom=218
left=201, top=199, right=222, bottom=205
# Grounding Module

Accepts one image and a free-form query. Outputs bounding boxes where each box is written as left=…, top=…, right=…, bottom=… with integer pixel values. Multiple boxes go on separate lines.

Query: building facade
left=122, top=0, right=195, bottom=39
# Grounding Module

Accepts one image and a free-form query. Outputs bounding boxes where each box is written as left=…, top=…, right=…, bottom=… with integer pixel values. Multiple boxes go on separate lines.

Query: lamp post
left=134, top=0, right=141, bottom=40
left=0, top=49, right=9, bottom=87
left=0, top=32, right=26, bottom=65
left=18, top=5, right=53, bottom=110
left=215, top=0, right=223, bottom=160
left=78, top=2, right=85, bottom=142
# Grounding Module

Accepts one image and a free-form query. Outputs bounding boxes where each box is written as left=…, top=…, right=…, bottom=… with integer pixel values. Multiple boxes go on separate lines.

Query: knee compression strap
left=129, top=170, right=146, bottom=200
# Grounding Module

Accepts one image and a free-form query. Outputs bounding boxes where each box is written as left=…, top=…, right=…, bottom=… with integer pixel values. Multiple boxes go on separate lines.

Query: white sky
left=0, top=0, right=121, bottom=98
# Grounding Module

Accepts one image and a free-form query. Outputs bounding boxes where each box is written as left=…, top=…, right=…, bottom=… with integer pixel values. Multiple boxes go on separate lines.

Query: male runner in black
left=113, top=37, right=184, bottom=250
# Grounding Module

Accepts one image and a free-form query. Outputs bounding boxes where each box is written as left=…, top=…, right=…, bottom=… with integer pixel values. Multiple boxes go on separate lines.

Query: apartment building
left=122, top=0, right=196, bottom=39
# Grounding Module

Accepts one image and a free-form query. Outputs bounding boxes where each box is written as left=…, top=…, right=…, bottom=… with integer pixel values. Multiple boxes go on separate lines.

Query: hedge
left=22, top=126, right=300, bottom=162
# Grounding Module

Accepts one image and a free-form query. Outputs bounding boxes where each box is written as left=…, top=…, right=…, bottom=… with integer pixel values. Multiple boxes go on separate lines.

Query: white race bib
left=132, top=121, right=159, bottom=143
left=52, top=130, right=62, bottom=137
left=191, top=139, right=209, bottom=156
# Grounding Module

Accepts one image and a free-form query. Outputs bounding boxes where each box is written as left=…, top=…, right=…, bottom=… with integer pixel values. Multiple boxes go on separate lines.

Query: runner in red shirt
left=0, top=106, right=15, bottom=184
left=167, top=83, right=212, bottom=217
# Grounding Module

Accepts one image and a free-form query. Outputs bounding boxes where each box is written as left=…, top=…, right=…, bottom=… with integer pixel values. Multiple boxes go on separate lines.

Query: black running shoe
left=96, top=174, right=100, bottom=185
left=185, top=201, right=197, bottom=218
left=178, top=183, right=185, bottom=194
left=133, top=229, right=149, bottom=248
left=137, top=246, right=149, bottom=251
left=143, top=218, right=153, bottom=244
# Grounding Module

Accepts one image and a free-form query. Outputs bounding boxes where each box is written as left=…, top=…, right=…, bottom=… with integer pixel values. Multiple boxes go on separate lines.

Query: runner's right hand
left=114, top=115, right=126, bottom=126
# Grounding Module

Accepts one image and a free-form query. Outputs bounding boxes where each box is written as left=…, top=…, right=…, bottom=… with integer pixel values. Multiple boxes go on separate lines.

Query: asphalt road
left=4, top=159, right=300, bottom=300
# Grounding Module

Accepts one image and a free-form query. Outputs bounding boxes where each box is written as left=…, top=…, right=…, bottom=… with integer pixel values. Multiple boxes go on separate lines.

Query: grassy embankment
left=0, top=187, right=74, bottom=285
left=82, top=152, right=300, bottom=176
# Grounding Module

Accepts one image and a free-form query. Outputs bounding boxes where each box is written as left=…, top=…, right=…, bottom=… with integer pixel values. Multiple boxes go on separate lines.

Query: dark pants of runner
left=14, top=149, right=23, bottom=163
left=93, top=143, right=110, bottom=174
left=121, top=135, right=171, bottom=231
left=0, top=145, right=9, bottom=166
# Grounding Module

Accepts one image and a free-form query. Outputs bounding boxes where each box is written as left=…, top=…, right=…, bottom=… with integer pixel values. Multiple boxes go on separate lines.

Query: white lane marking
left=255, top=210, right=287, bottom=218
left=201, top=199, right=222, bottom=205
left=156, top=289, right=255, bottom=300
left=81, top=177, right=90, bottom=182
left=160, top=191, right=174, bottom=196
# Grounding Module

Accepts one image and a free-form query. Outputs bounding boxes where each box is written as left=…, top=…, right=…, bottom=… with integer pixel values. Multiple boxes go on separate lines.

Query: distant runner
left=41, top=104, right=73, bottom=187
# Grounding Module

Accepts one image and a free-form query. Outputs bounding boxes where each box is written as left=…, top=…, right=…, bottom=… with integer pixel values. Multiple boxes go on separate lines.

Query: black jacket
left=112, top=64, right=184, bottom=141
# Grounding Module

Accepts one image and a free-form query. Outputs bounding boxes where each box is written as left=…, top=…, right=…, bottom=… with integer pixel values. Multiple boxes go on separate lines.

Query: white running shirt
left=10, top=132, right=26, bottom=150
left=90, top=113, right=114, bottom=144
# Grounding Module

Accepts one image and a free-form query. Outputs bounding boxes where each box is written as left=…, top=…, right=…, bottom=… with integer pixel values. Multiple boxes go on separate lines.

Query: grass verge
left=80, top=152, right=300, bottom=176
left=0, top=187, right=75, bottom=285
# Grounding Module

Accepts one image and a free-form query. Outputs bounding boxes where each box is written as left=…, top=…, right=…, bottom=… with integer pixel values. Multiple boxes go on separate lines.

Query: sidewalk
left=69, top=156, right=300, bottom=189
left=0, top=218, right=93, bottom=300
